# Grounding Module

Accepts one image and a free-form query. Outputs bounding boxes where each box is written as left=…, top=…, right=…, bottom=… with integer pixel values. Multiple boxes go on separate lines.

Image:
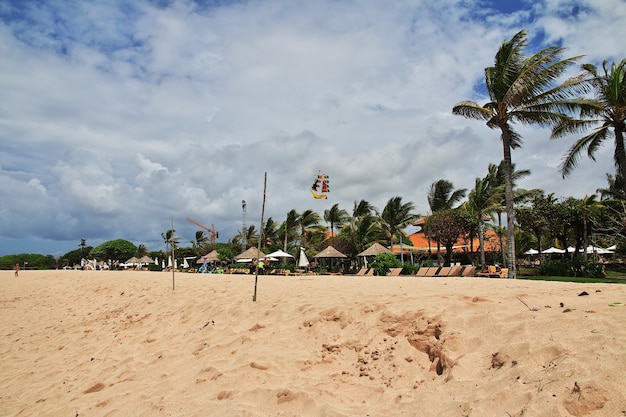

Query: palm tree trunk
left=502, top=133, right=517, bottom=278
left=478, top=219, right=486, bottom=267
left=616, top=129, right=626, bottom=198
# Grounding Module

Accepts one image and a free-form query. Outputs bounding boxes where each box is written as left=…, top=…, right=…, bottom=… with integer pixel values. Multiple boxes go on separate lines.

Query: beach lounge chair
left=435, top=266, right=452, bottom=277
left=425, top=267, right=439, bottom=277
left=461, top=266, right=476, bottom=277
left=387, top=267, right=403, bottom=276
left=497, top=268, right=509, bottom=278
left=448, top=266, right=463, bottom=276
left=416, top=267, right=431, bottom=277
left=356, top=268, right=368, bottom=276
left=365, top=268, right=374, bottom=276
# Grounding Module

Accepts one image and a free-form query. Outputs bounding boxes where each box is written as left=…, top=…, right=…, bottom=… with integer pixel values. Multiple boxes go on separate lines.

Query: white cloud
left=0, top=0, right=623, bottom=255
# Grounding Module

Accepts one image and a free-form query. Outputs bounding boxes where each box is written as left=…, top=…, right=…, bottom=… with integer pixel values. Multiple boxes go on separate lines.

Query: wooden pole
left=171, top=215, right=175, bottom=290
left=253, top=172, right=267, bottom=302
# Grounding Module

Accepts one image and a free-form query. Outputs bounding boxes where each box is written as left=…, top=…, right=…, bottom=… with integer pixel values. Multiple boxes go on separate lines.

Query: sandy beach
left=1, top=270, right=625, bottom=417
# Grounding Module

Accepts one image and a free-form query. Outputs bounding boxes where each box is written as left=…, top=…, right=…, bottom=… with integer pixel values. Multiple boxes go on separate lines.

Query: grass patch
left=518, top=275, right=626, bottom=284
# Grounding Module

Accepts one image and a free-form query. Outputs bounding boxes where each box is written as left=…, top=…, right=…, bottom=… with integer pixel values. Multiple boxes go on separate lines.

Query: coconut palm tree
left=299, top=209, right=323, bottom=249
left=380, top=196, right=417, bottom=252
left=190, top=231, right=209, bottom=250
left=453, top=29, right=586, bottom=278
left=597, top=171, right=625, bottom=201
left=555, top=59, right=626, bottom=196
left=463, top=174, right=503, bottom=266
left=324, top=203, right=350, bottom=237
left=577, top=195, right=605, bottom=262
left=427, top=179, right=467, bottom=212
left=281, top=209, right=300, bottom=252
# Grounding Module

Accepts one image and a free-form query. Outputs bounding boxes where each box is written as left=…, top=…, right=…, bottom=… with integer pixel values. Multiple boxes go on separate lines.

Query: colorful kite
left=310, top=171, right=330, bottom=199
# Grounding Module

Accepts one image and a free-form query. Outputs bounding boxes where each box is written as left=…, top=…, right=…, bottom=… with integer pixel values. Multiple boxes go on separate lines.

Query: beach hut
left=235, top=247, right=266, bottom=261
left=313, top=245, right=346, bottom=273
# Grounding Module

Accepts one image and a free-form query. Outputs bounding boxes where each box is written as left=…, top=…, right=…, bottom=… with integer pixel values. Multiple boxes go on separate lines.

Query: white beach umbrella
left=524, top=248, right=539, bottom=255
left=168, top=256, right=172, bottom=268
left=298, top=247, right=310, bottom=268
left=183, top=258, right=189, bottom=268
left=544, top=247, right=565, bottom=254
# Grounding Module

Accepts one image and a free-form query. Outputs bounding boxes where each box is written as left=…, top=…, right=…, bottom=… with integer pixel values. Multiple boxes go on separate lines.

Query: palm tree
left=281, top=209, right=300, bottom=252
left=463, top=174, right=503, bottom=266
left=380, top=196, right=416, bottom=255
left=555, top=59, right=626, bottom=196
left=190, top=231, right=209, bottom=250
left=490, top=161, right=534, bottom=263
left=324, top=203, right=349, bottom=237
left=577, top=195, right=605, bottom=262
left=353, top=199, right=378, bottom=218
left=427, top=179, right=467, bottom=212
left=597, top=171, right=625, bottom=200
left=453, top=30, right=586, bottom=278
left=161, top=229, right=179, bottom=253
left=299, top=209, right=323, bottom=248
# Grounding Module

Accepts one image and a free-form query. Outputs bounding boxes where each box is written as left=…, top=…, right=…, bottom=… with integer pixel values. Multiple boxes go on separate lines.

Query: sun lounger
left=435, top=266, right=452, bottom=277
left=387, top=267, right=403, bottom=276
left=425, top=267, right=438, bottom=277
left=461, top=266, right=476, bottom=277
left=448, top=266, right=463, bottom=276
left=416, top=267, right=431, bottom=277
left=356, top=268, right=368, bottom=276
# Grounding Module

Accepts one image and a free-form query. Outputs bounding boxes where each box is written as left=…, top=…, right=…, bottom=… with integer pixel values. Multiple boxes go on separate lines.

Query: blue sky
left=1, top=0, right=625, bottom=257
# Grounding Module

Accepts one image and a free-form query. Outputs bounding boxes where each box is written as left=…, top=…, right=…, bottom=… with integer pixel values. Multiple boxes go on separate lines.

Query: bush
left=369, top=253, right=401, bottom=276
left=539, top=260, right=606, bottom=278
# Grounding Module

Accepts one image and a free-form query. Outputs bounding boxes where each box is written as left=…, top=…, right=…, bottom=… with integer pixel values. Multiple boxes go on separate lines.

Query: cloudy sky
left=1, top=0, right=625, bottom=257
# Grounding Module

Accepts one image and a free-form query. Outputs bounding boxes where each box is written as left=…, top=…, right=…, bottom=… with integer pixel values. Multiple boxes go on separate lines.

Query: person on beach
left=258, top=259, right=265, bottom=275
left=15, top=263, right=19, bottom=277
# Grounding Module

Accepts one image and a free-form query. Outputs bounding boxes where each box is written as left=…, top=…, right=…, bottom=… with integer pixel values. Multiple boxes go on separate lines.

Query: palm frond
left=551, top=118, right=602, bottom=138
left=560, top=126, right=610, bottom=177
left=452, top=101, right=492, bottom=121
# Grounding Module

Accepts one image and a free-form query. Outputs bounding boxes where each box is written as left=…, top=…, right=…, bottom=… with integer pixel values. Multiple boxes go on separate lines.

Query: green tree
left=90, top=239, right=138, bottom=265
left=555, top=59, right=626, bottom=196
left=516, top=192, right=558, bottom=256
left=324, top=203, right=350, bottom=237
left=453, top=30, right=586, bottom=278
left=161, top=229, right=180, bottom=253
left=427, top=179, right=466, bottom=262
left=423, top=209, right=471, bottom=267
left=190, top=231, right=209, bottom=251
left=577, top=195, right=605, bottom=261
left=597, top=171, right=625, bottom=200
left=281, top=209, right=300, bottom=252
left=299, top=209, right=323, bottom=249
left=427, top=179, right=466, bottom=212
left=380, top=196, right=416, bottom=255
left=463, top=173, right=503, bottom=266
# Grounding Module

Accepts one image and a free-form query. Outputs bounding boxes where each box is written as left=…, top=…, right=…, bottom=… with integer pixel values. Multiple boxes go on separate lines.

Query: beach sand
left=1, top=270, right=625, bottom=417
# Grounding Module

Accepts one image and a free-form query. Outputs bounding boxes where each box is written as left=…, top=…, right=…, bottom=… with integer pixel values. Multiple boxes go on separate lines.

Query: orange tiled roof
left=407, top=229, right=501, bottom=253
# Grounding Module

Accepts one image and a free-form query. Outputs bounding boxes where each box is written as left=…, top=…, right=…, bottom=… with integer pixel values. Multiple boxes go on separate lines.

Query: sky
left=1, top=0, right=625, bottom=257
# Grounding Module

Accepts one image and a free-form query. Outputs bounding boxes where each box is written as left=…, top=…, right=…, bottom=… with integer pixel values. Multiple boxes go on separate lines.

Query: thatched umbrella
left=357, top=242, right=392, bottom=257
left=137, top=255, right=154, bottom=264
left=313, top=245, right=346, bottom=273
left=197, top=249, right=219, bottom=263
left=235, top=247, right=266, bottom=261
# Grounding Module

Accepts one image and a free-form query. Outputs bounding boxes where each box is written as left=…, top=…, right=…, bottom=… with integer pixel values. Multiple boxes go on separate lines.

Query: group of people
left=250, top=258, right=266, bottom=275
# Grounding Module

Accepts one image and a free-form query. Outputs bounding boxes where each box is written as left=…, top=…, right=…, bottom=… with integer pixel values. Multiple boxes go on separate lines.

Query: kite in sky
left=310, top=172, right=329, bottom=199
